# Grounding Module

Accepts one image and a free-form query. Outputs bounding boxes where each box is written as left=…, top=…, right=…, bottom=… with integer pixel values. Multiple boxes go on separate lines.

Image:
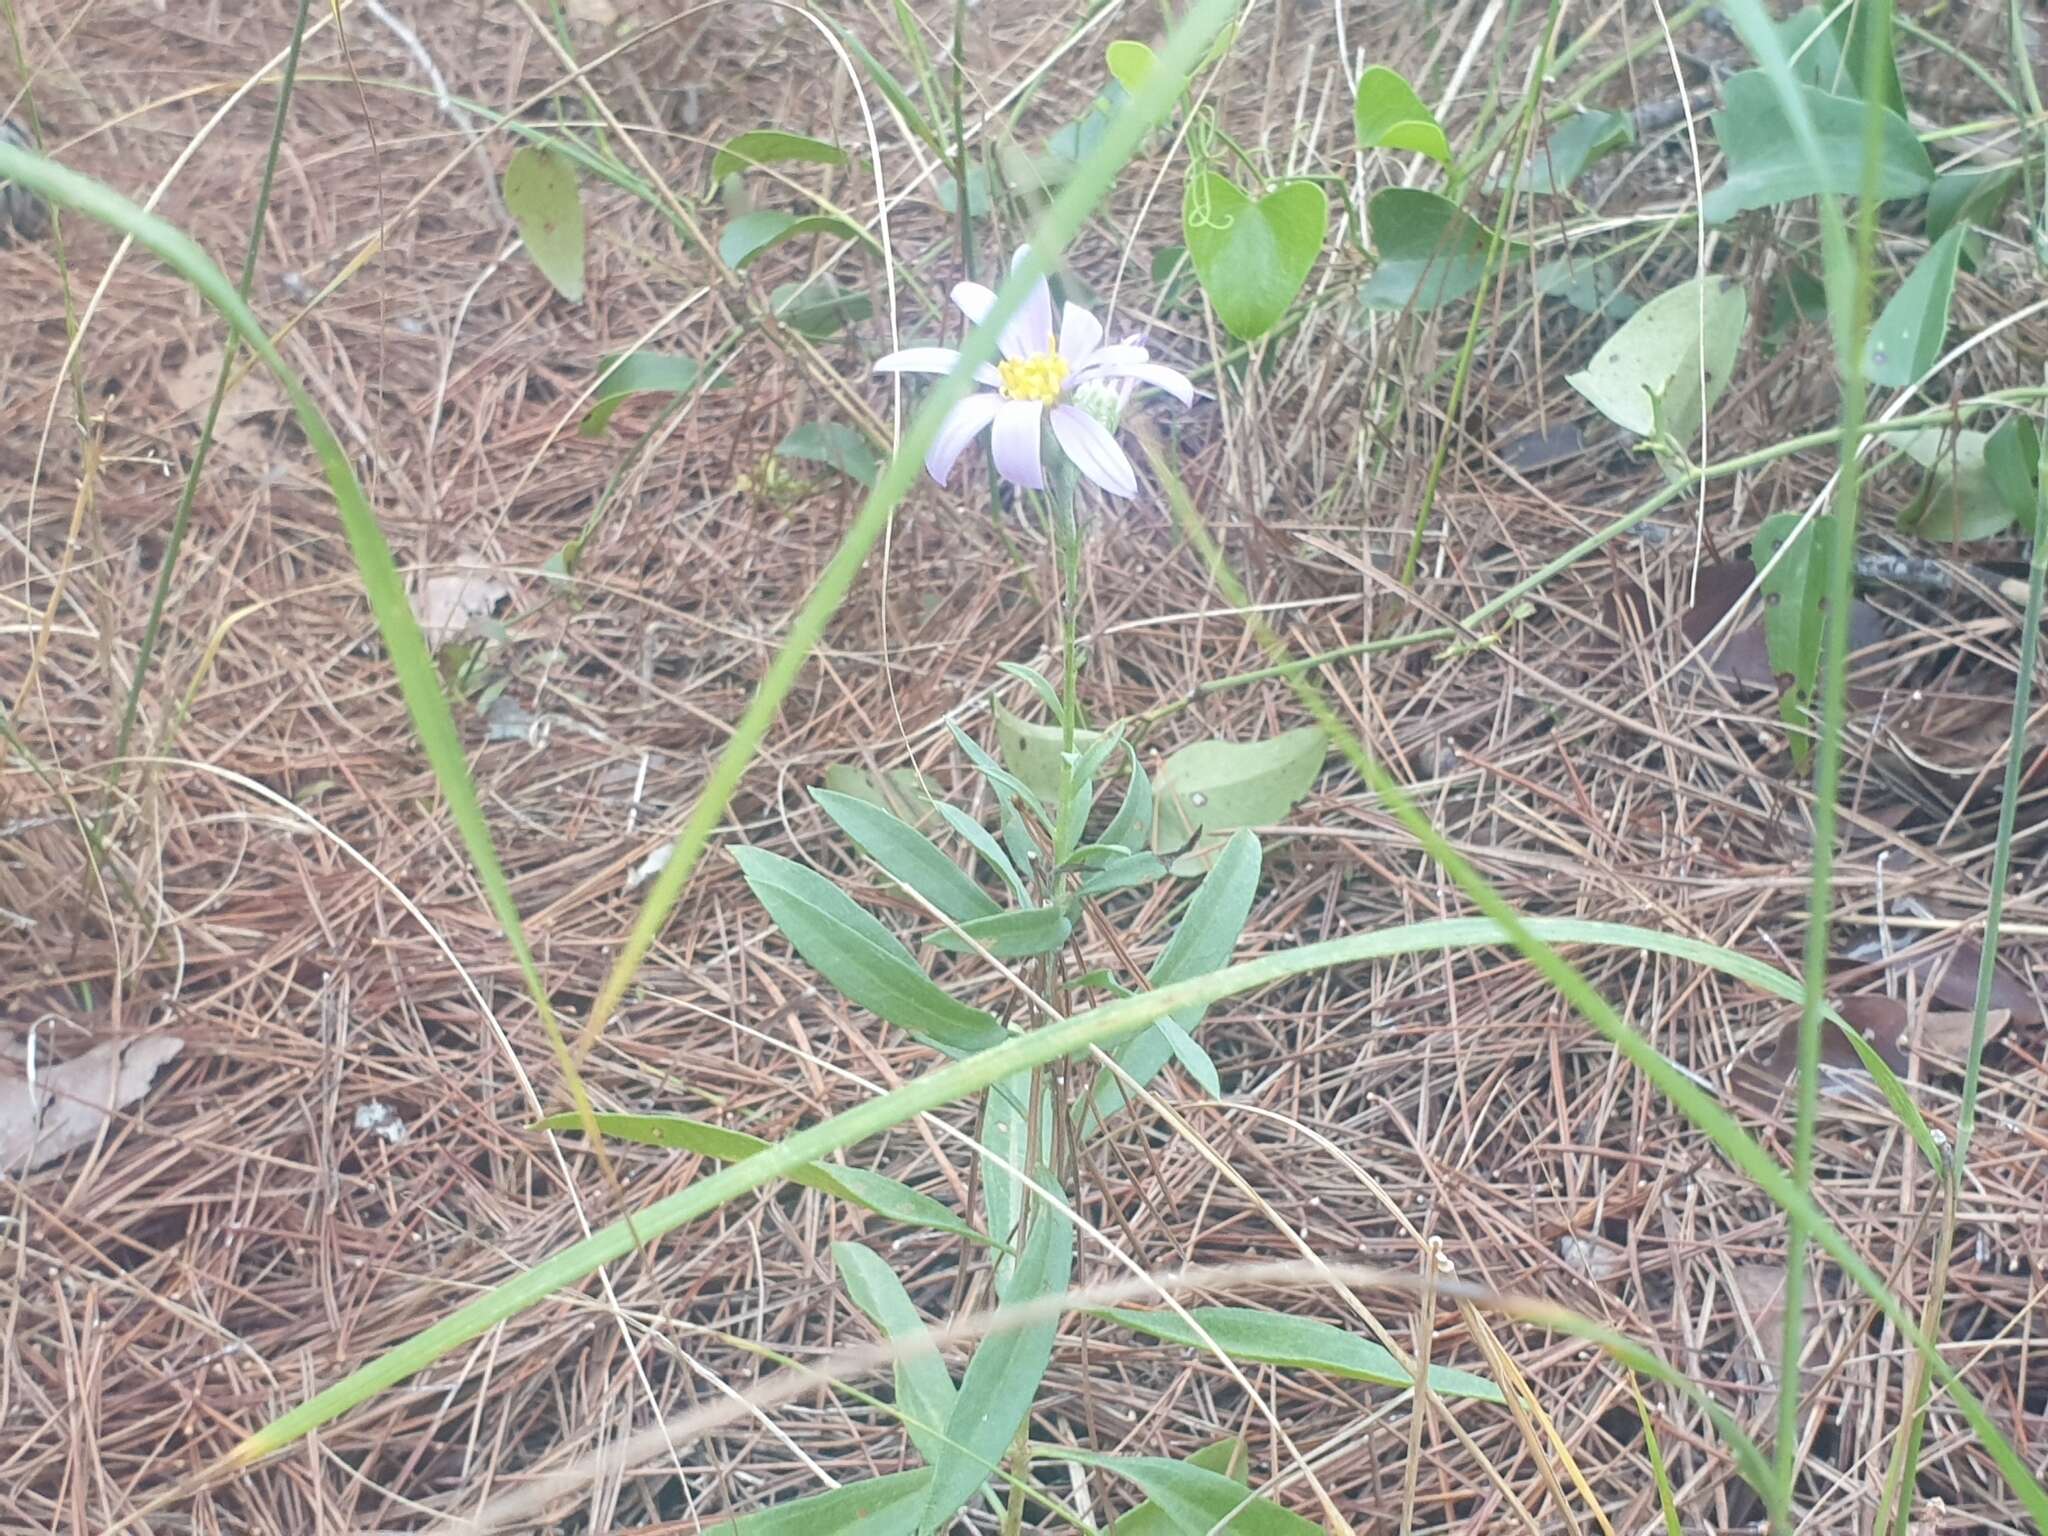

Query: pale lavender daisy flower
left=874, top=248, right=1195, bottom=499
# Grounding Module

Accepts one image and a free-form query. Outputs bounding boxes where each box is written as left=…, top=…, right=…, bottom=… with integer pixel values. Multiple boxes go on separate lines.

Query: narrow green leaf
left=720, top=1468, right=933, bottom=1534
left=978, top=1069, right=1046, bottom=1280
left=1353, top=64, right=1450, bottom=165
left=995, top=662, right=1065, bottom=719
left=1097, top=742, right=1154, bottom=856
left=1151, top=726, right=1326, bottom=860
left=1864, top=227, right=1963, bottom=387
left=579, top=352, right=722, bottom=437
left=1090, top=828, right=1260, bottom=1128
left=720, top=210, right=868, bottom=271
left=1073, top=1451, right=1317, bottom=1535
left=833, top=1242, right=959, bottom=1465
left=1182, top=170, right=1328, bottom=340
left=503, top=146, right=585, bottom=302
left=532, top=1111, right=988, bottom=1245
left=1077, top=850, right=1169, bottom=896
left=1359, top=187, right=1522, bottom=313
left=933, top=801, right=1026, bottom=903
left=822, top=763, right=939, bottom=831
left=946, top=718, right=1048, bottom=821
left=1703, top=70, right=1932, bottom=223
left=1564, top=276, right=1748, bottom=444
left=778, top=421, right=882, bottom=487
left=918, top=1194, right=1073, bottom=1533
left=710, top=130, right=849, bottom=187
left=928, top=905, right=1072, bottom=959
left=819, top=18, right=943, bottom=154
left=1092, top=1305, right=1504, bottom=1402
left=813, top=787, right=999, bottom=924
left=732, top=846, right=1008, bottom=1056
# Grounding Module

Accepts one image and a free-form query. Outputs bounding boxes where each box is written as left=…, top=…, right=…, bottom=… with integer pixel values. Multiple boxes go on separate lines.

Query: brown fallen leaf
left=0, top=1034, right=184, bottom=1174
left=412, top=551, right=512, bottom=648
left=164, top=343, right=289, bottom=468
left=1728, top=1261, right=1816, bottom=1385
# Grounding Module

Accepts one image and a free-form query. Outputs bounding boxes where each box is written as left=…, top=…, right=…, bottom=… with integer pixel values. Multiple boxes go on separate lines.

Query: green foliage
left=1895, top=425, right=2036, bottom=541
left=1864, top=227, right=1962, bottom=386
left=1105, top=1440, right=1249, bottom=1535
left=777, top=421, right=881, bottom=487
left=992, top=699, right=1103, bottom=804
left=772, top=278, right=872, bottom=338
left=531, top=1111, right=988, bottom=1243
left=710, top=129, right=849, bottom=187
left=1360, top=188, right=1522, bottom=312
left=812, top=787, right=999, bottom=924
left=1070, top=1451, right=1320, bottom=1534
left=1353, top=65, right=1450, bottom=166
left=715, top=1468, right=932, bottom=1533
left=1753, top=511, right=1833, bottom=762
left=1565, top=276, right=1747, bottom=450
left=1703, top=71, right=1932, bottom=223
left=579, top=352, right=722, bottom=437
left=502, top=145, right=585, bottom=302
left=1182, top=170, right=1328, bottom=340
left=1092, top=1305, right=1504, bottom=1401
left=1514, top=108, right=1633, bottom=196
left=719, top=210, right=867, bottom=271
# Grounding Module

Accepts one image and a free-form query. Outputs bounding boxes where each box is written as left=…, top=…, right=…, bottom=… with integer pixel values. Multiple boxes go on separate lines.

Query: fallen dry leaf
left=0, top=1034, right=184, bottom=1174
left=164, top=343, right=289, bottom=467
left=1728, top=1262, right=1816, bottom=1385
left=413, top=553, right=511, bottom=648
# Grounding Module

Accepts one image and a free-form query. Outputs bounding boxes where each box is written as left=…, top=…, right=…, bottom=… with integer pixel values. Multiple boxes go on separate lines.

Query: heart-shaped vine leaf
left=1360, top=188, right=1522, bottom=313
left=1353, top=64, right=1450, bottom=165
left=1182, top=170, right=1328, bottom=340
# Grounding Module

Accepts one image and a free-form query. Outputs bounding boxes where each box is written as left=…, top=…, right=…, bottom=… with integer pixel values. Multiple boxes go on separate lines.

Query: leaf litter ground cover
left=1, top=3, right=2046, bottom=1533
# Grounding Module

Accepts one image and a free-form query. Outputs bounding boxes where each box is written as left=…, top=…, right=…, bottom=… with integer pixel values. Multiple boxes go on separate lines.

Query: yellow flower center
left=996, top=349, right=1068, bottom=404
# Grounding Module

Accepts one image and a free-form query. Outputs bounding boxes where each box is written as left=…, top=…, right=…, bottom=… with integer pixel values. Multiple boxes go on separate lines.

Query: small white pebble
left=353, top=1100, right=407, bottom=1145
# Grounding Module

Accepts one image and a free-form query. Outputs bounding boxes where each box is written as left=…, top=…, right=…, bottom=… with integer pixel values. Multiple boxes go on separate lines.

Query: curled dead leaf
left=412, top=551, right=512, bottom=648
left=0, top=1034, right=184, bottom=1175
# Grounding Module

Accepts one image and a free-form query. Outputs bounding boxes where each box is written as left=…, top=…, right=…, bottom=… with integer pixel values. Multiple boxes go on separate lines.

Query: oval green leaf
left=1182, top=171, right=1328, bottom=340
left=1564, top=275, right=1747, bottom=444
left=928, top=905, right=1073, bottom=959
left=777, top=421, right=881, bottom=487
left=1151, top=725, right=1326, bottom=857
left=1702, top=71, right=1932, bottom=224
left=579, top=352, right=722, bottom=437
left=503, top=145, right=585, bottom=302
left=720, top=1468, right=932, bottom=1534
left=918, top=1196, right=1073, bottom=1533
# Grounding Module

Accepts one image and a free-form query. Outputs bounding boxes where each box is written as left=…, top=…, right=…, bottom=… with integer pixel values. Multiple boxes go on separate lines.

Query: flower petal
left=1057, top=302, right=1103, bottom=369
left=1092, top=360, right=1197, bottom=406
left=1071, top=343, right=1151, bottom=378
left=989, top=399, right=1046, bottom=489
left=999, top=248, right=1055, bottom=359
left=951, top=281, right=996, bottom=328
left=874, top=347, right=965, bottom=375
left=925, top=392, right=1002, bottom=486
left=1051, top=405, right=1137, bottom=498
